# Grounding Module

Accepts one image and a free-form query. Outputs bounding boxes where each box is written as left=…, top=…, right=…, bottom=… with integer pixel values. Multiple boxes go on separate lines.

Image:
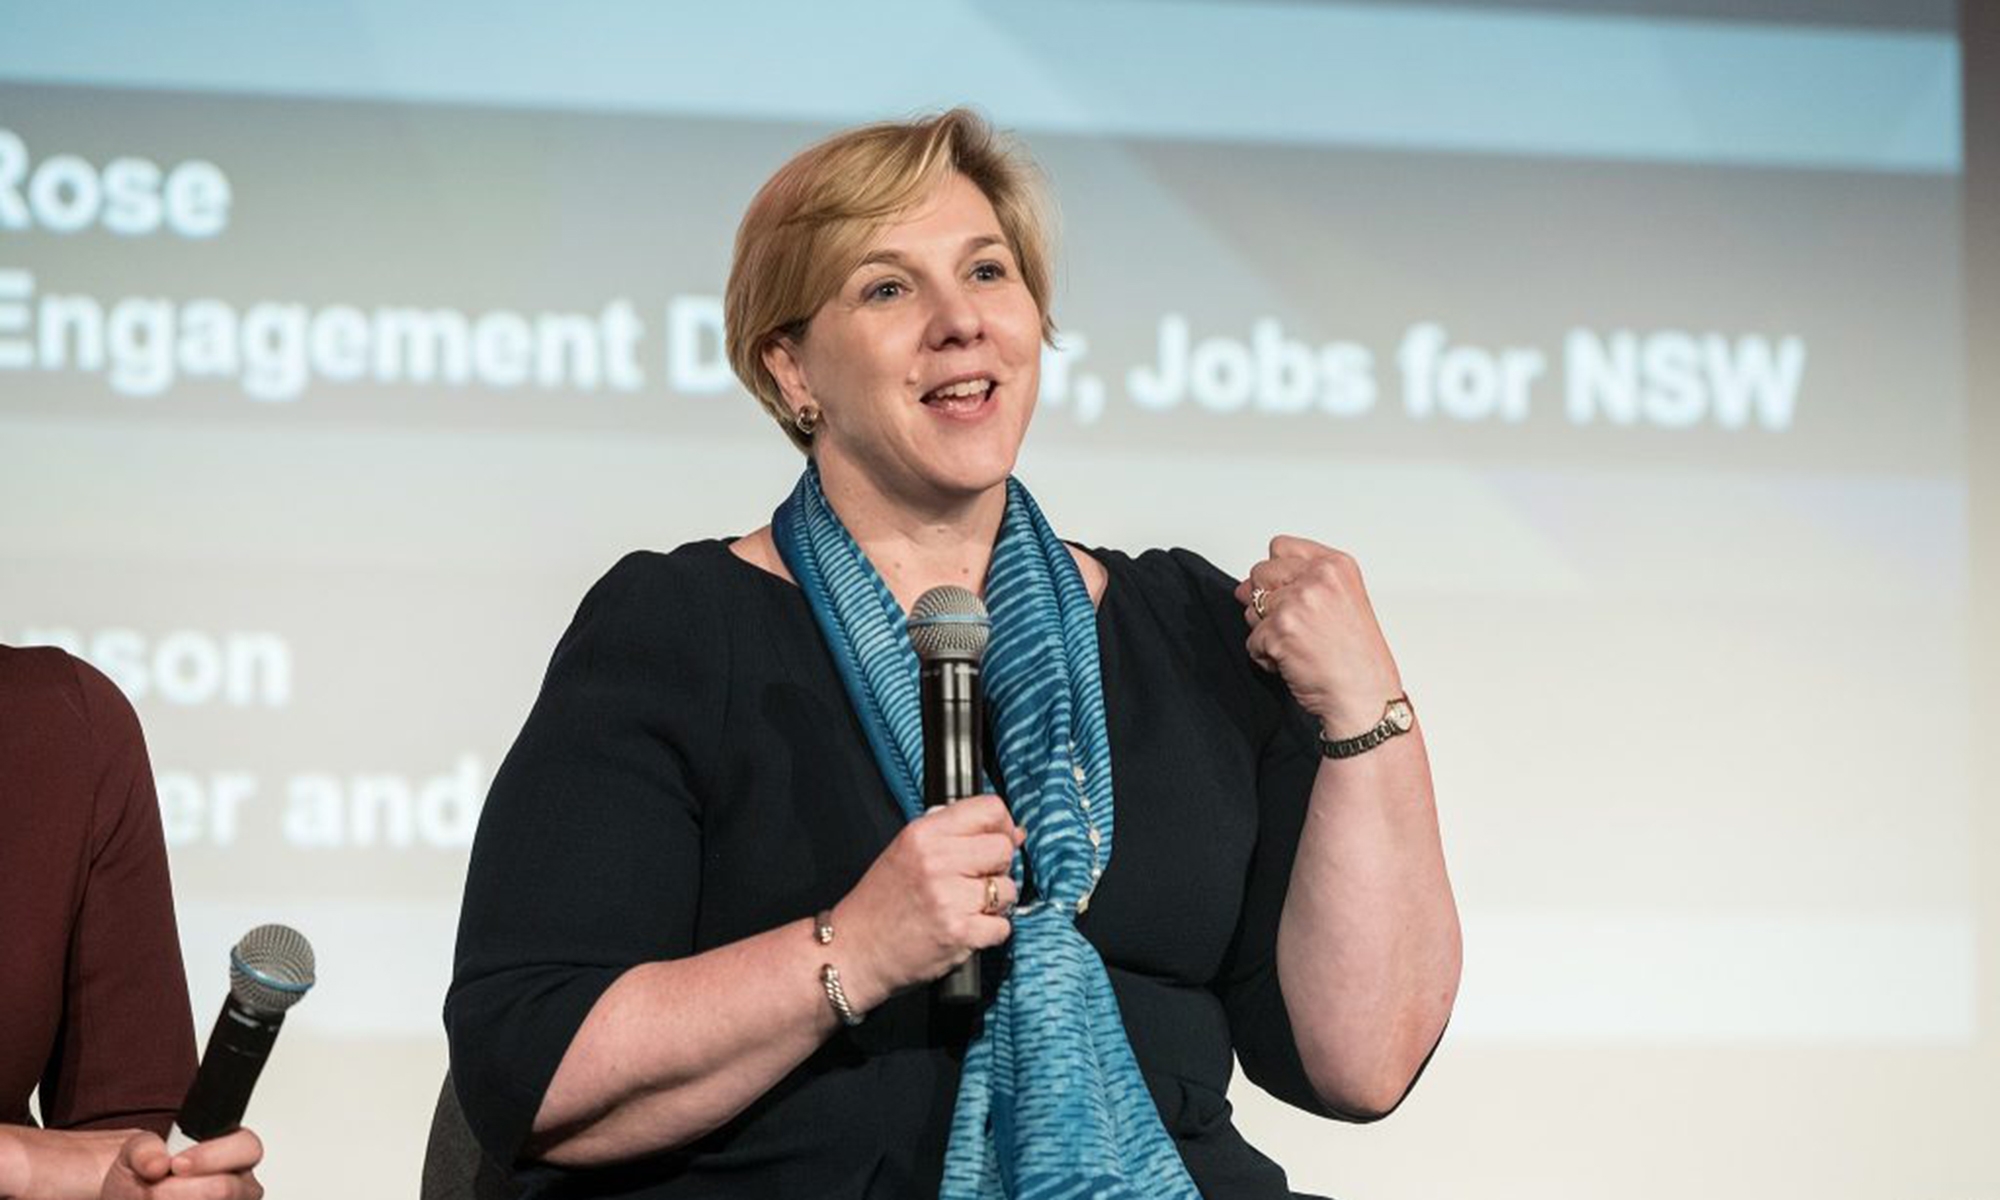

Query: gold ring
left=1250, top=586, right=1269, bottom=618
left=983, top=876, right=1002, bottom=915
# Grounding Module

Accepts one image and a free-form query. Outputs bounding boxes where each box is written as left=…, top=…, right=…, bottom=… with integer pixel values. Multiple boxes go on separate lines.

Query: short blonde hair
left=724, top=108, right=1058, bottom=451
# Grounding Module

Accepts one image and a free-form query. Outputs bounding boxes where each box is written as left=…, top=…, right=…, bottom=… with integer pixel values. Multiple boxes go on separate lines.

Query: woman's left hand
left=1234, top=535, right=1404, bottom=737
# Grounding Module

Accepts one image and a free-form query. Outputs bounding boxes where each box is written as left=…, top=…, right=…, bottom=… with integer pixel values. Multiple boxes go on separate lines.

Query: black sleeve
left=444, top=551, right=725, bottom=1165
left=1160, top=549, right=1350, bottom=1121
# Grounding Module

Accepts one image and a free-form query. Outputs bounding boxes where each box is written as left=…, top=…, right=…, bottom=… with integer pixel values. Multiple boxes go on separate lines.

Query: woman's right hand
left=830, top=794, right=1024, bottom=1010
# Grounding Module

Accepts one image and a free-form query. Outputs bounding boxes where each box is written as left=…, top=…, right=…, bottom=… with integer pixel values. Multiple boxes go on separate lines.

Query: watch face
left=1386, top=700, right=1414, bottom=732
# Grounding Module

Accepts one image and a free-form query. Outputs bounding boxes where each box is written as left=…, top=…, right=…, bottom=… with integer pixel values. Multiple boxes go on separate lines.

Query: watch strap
left=1317, top=695, right=1413, bottom=760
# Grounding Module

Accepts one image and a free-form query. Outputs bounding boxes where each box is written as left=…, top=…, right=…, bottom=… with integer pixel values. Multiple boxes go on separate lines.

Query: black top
left=446, top=540, right=1352, bottom=1199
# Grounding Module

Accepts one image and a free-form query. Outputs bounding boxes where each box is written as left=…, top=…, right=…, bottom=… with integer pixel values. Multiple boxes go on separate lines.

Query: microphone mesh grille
left=907, top=586, right=990, bottom=662
left=229, top=923, right=317, bottom=1016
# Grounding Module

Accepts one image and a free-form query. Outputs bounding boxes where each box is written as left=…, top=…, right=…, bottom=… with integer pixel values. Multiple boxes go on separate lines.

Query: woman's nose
left=925, top=288, right=983, bottom=349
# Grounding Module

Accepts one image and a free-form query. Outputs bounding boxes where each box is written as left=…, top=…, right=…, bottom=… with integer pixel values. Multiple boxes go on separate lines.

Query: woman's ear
left=762, top=336, right=811, bottom=418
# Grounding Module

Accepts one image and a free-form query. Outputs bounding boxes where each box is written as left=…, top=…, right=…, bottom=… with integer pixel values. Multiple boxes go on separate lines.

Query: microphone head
left=228, top=924, right=316, bottom=1017
left=908, top=586, right=990, bottom=663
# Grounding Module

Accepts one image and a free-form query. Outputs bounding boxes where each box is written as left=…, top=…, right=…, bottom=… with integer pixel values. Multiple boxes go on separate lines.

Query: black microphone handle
left=921, top=658, right=985, bottom=1004
left=173, top=995, right=285, bottom=1144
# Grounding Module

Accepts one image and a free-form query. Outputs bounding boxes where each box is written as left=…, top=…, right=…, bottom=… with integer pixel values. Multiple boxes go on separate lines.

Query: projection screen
left=2, top=3, right=1991, bottom=1197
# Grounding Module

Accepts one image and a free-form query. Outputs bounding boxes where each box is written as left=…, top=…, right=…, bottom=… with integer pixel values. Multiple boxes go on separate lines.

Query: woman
left=0, top=645, right=264, bottom=1200
left=447, top=109, right=1459, bottom=1199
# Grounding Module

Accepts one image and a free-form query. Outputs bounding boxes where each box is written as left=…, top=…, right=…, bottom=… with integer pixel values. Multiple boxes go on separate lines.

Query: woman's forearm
left=528, top=911, right=888, bottom=1166
left=1275, top=722, right=1462, bottom=1118
left=0, top=1126, right=24, bottom=1200
left=521, top=795, right=1022, bottom=1167
left=0, top=1125, right=127, bottom=1200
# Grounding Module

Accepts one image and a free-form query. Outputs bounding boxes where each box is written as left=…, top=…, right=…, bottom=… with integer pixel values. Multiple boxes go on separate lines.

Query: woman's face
left=768, top=172, right=1043, bottom=512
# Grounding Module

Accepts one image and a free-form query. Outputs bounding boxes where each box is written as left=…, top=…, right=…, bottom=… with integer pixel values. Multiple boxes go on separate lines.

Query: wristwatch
left=1317, top=695, right=1415, bottom=759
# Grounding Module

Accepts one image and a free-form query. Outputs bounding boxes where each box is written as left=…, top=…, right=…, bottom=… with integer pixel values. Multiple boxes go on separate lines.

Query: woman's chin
left=818, top=450, right=1013, bottom=512
left=818, top=417, right=1026, bottom=509
left=885, top=444, right=1018, bottom=509
left=919, top=463, right=1016, bottom=505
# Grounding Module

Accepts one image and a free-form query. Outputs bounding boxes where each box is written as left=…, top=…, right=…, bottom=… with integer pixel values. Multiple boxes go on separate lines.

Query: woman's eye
left=971, top=261, right=1008, bottom=282
left=866, top=280, right=905, bottom=302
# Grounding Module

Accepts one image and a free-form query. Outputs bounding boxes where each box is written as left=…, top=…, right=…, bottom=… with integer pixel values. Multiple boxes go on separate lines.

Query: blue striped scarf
left=773, top=464, right=1203, bottom=1200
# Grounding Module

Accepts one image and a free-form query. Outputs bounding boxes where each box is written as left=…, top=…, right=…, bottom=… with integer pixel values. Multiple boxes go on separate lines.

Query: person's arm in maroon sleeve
left=0, top=653, right=263, bottom=1198
left=36, top=659, right=197, bottom=1135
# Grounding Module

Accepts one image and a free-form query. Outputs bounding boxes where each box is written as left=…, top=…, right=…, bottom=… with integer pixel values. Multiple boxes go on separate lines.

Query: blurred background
left=2, top=1, right=1994, bottom=1196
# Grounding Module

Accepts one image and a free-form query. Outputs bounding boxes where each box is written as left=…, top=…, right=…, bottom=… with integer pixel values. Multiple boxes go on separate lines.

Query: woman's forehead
left=857, top=175, right=1007, bottom=258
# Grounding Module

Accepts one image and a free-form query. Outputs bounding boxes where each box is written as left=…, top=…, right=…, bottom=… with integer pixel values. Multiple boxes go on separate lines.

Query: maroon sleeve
left=36, top=656, right=198, bottom=1135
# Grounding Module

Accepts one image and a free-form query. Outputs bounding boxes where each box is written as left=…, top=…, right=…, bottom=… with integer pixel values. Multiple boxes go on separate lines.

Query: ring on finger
left=1250, top=586, right=1270, bottom=618
left=982, top=875, right=1003, bottom=915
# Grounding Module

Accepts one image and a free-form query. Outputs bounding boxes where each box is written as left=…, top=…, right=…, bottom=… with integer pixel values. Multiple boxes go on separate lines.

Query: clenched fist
left=1234, top=535, right=1405, bottom=737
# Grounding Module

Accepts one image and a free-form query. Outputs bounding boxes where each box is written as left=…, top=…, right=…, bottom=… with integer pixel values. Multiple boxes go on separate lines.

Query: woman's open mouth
left=921, top=376, right=996, bottom=417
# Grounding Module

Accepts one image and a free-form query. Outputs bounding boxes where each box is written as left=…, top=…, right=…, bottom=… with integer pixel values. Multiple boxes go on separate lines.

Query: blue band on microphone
left=908, top=612, right=990, bottom=628
left=229, top=948, right=314, bottom=994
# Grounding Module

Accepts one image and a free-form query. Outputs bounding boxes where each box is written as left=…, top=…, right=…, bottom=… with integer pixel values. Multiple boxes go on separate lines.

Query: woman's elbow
left=1307, top=1067, right=1414, bottom=1123
left=525, top=1117, right=667, bottom=1169
left=1301, top=1009, right=1453, bottom=1122
left=525, top=1122, right=622, bottom=1169
left=525, top=1084, right=713, bottom=1168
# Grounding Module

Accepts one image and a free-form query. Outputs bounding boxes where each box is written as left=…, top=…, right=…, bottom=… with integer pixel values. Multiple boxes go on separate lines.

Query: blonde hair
left=724, top=108, right=1058, bottom=451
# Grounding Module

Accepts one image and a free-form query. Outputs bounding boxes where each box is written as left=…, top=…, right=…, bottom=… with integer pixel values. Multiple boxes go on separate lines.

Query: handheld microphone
left=168, top=924, right=316, bottom=1152
left=908, top=585, right=991, bottom=1005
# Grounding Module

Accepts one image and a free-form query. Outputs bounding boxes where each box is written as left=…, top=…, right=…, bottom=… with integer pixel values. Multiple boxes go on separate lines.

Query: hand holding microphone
left=819, top=587, right=1019, bottom=1019
left=0, top=926, right=305, bottom=1199
left=0, top=1125, right=264, bottom=1200
left=98, top=1128, right=264, bottom=1200
left=908, top=585, right=1007, bottom=1004
left=99, top=924, right=313, bottom=1200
